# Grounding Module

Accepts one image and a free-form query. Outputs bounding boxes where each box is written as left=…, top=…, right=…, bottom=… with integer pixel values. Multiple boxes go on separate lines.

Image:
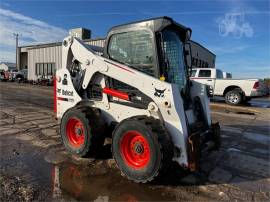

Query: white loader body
left=55, top=17, right=220, bottom=183
left=56, top=37, right=212, bottom=167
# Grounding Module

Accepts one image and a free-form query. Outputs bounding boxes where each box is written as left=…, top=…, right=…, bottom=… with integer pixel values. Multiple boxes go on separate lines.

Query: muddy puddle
left=44, top=149, right=177, bottom=201
left=2, top=144, right=176, bottom=201
left=52, top=162, right=175, bottom=201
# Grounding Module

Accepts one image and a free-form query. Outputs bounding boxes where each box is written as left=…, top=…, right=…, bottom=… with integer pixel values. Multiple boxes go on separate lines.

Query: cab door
left=197, top=69, right=215, bottom=90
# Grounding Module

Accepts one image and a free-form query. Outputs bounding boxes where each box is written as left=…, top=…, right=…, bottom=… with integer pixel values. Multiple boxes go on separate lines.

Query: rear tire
left=225, top=88, right=242, bottom=105
left=60, top=107, right=106, bottom=157
left=112, top=116, right=173, bottom=183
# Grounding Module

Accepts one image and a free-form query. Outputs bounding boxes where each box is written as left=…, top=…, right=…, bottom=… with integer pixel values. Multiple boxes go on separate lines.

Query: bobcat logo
left=154, top=88, right=166, bottom=97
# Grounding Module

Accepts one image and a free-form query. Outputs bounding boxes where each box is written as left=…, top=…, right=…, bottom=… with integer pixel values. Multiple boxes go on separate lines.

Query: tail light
left=253, top=81, right=259, bottom=89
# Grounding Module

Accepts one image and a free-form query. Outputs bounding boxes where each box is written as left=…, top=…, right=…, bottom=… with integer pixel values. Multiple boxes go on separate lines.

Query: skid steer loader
left=55, top=16, right=220, bottom=183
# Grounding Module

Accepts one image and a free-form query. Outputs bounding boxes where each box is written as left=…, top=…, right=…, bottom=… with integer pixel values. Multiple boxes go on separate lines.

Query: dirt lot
left=0, top=82, right=269, bottom=201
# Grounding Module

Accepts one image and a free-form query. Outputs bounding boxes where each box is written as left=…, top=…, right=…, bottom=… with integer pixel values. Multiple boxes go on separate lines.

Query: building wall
left=85, top=39, right=105, bottom=47
left=27, top=45, right=62, bottom=80
left=190, top=41, right=216, bottom=69
left=25, top=39, right=105, bottom=80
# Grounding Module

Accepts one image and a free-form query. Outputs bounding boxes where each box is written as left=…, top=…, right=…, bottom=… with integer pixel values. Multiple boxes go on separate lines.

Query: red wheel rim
left=66, top=117, right=85, bottom=148
left=120, top=131, right=150, bottom=169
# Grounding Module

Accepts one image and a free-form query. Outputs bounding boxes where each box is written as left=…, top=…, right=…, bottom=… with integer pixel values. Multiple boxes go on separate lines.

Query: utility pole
left=13, top=33, right=19, bottom=70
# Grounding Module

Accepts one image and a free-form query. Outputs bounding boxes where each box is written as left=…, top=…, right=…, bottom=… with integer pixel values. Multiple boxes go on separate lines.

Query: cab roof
left=107, top=16, right=191, bottom=41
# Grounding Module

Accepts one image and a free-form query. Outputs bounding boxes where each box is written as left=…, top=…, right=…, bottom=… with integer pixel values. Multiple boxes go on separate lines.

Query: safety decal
left=57, top=88, right=73, bottom=96
left=104, top=60, right=135, bottom=74
left=62, top=74, right=68, bottom=85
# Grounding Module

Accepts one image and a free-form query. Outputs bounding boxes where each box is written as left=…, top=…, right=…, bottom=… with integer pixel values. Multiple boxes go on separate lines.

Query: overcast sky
left=0, top=0, right=269, bottom=78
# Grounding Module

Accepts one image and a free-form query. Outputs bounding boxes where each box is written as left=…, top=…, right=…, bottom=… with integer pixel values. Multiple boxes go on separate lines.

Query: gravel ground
left=0, top=82, right=269, bottom=201
left=0, top=171, right=34, bottom=202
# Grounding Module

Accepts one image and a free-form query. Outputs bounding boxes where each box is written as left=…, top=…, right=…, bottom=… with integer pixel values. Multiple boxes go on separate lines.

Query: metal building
left=189, top=40, right=216, bottom=69
left=17, top=28, right=105, bottom=81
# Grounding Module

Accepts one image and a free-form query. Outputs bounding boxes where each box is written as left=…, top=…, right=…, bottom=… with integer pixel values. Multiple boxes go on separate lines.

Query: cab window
left=227, top=73, right=232, bottom=78
left=108, top=30, right=154, bottom=76
left=198, top=70, right=211, bottom=77
left=216, top=69, right=223, bottom=79
left=191, top=69, right=197, bottom=77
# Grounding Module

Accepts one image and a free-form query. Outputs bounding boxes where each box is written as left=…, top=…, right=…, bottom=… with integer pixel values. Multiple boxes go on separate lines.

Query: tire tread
left=116, top=115, right=173, bottom=183
left=60, top=107, right=106, bottom=157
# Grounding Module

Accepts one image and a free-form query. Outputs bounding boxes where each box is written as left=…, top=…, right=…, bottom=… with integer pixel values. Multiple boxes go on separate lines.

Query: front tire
left=225, top=89, right=242, bottom=105
left=60, top=107, right=105, bottom=157
left=112, top=116, right=173, bottom=183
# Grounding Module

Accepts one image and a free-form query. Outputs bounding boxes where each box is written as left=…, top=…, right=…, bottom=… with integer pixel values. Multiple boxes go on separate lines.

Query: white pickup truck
left=190, top=68, right=268, bottom=105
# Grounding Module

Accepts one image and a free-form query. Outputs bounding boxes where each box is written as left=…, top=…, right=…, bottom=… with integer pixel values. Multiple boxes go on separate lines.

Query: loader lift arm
left=60, top=36, right=190, bottom=164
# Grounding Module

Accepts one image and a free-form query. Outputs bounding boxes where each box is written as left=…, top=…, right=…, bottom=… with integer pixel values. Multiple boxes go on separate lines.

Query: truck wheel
left=60, top=107, right=105, bottom=157
left=225, top=89, right=242, bottom=105
left=112, top=116, right=173, bottom=183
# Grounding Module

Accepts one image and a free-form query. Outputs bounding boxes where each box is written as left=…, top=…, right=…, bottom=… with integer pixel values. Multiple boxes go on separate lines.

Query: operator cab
left=103, top=17, right=192, bottom=102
